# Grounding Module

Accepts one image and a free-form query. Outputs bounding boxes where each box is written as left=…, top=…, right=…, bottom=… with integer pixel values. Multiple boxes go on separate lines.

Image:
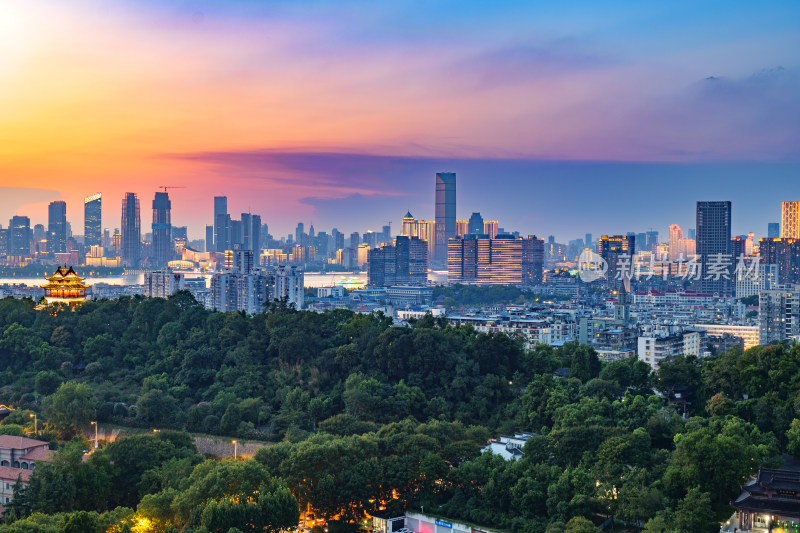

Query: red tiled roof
left=0, top=467, right=32, bottom=483
left=20, top=448, right=53, bottom=462
left=0, top=436, right=49, bottom=450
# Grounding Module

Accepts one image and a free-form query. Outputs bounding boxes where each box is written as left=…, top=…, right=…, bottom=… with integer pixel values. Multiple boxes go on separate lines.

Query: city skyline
left=1, top=1, right=799, bottom=240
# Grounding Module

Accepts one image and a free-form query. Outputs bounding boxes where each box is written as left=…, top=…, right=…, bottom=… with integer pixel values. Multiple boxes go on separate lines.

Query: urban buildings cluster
left=1, top=176, right=799, bottom=368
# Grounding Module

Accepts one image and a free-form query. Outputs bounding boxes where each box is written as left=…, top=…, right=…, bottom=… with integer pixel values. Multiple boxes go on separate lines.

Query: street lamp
left=232, top=440, right=237, bottom=459
left=90, top=421, right=98, bottom=449
left=29, top=413, right=37, bottom=436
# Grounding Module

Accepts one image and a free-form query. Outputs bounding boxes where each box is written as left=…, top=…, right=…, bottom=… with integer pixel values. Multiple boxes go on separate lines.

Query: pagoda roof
left=731, top=468, right=800, bottom=516
left=45, top=266, right=86, bottom=282
left=43, top=266, right=88, bottom=289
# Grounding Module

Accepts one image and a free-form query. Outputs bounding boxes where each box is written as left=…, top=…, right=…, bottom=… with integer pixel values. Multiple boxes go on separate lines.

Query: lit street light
left=90, top=421, right=98, bottom=449
left=30, top=413, right=37, bottom=436
left=232, top=440, right=237, bottom=459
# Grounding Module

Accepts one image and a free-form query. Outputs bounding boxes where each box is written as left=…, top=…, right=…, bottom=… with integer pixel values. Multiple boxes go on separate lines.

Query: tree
left=42, top=382, right=97, bottom=439
left=786, top=419, right=800, bottom=459
left=564, top=516, right=599, bottom=532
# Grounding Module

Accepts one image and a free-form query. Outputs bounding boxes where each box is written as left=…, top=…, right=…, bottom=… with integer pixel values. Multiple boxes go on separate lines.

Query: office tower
left=782, top=202, right=800, bottom=239
left=636, top=233, right=647, bottom=253
left=241, top=213, right=261, bottom=251
left=759, top=285, right=800, bottom=345
left=598, top=235, right=635, bottom=288
left=523, top=236, right=545, bottom=284
left=448, top=235, right=543, bottom=285
left=368, top=246, right=397, bottom=287
left=332, top=229, right=344, bottom=251
left=456, top=220, right=468, bottom=237
left=484, top=221, right=499, bottom=239
left=316, top=231, right=329, bottom=257
left=646, top=231, right=659, bottom=252
left=295, top=223, right=305, bottom=247
left=151, top=192, right=172, bottom=268
left=730, top=236, right=746, bottom=261
left=84, top=193, right=102, bottom=247
left=368, top=237, right=428, bottom=287
left=416, top=220, right=437, bottom=260
left=402, top=212, right=417, bottom=237
left=381, top=225, right=391, bottom=244
left=585, top=233, right=593, bottom=249
left=349, top=232, right=360, bottom=248
left=435, top=172, right=456, bottom=262
left=688, top=228, right=696, bottom=240
left=7, top=216, right=32, bottom=256
left=308, top=224, right=315, bottom=239
left=213, top=196, right=227, bottom=251
left=172, top=226, right=188, bottom=242
left=768, top=222, right=780, bottom=239
left=696, top=201, right=732, bottom=295
left=467, top=213, right=484, bottom=235
left=121, top=192, right=141, bottom=267
left=205, top=225, right=214, bottom=252
left=48, top=201, right=67, bottom=254
left=393, top=235, right=429, bottom=286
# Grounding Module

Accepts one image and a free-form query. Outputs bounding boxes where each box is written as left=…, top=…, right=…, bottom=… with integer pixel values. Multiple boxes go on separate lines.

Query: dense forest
left=0, top=293, right=799, bottom=532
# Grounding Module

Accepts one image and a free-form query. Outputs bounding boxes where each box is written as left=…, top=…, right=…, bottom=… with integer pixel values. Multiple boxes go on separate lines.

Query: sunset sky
left=1, top=0, right=798, bottom=241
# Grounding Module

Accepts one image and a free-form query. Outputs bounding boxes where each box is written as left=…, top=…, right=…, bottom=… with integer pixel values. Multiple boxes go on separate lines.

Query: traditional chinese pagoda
left=39, top=266, right=88, bottom=308
left=731, top=468, right=800, bottom=530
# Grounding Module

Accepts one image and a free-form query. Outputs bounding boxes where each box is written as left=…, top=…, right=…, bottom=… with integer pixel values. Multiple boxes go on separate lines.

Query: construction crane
left=158, top=186, right=186, bottom=193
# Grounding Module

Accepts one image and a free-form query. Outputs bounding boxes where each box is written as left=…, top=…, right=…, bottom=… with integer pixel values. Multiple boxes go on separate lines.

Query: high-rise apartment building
left=151, top=192, right=172, bottom=268
left=696, top=201, right=732, bottom=295
left=47, top=201, right=67, bottom=254
left=484, top=221, right=499, bottom=239
left=241, top=213, right=261, bottom=252
left=435, top=172, right=456, bottom=262
left=759, top=285, right=800, bottom=345
left=782, top=202, right=800, bottom=239
left=448, top=235, right=543, bottom=285
left=121, top=193, right=141, bottom=267
left=456, top=220, right=468, bottom=238
left=759, top=238, right=800, bottom=286
left=84, top=194, right=102, bottom=248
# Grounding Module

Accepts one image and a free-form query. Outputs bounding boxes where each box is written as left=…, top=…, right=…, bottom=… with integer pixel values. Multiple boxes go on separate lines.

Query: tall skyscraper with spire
left=435, top=172, right=456, bottom=263
left=121, top=192, right=141, bottom=267
left=84, top=193, right=102, bottom=247
left=151, top=192, right=172, bottom=267
left=47, top=201, right=67, bottom=254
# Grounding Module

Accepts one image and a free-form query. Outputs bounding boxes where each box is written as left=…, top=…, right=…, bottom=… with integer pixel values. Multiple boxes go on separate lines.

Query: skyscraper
left=121, top=192, right=141, bottom=267
left=448, top=235, right=543, bottom=285
left=782, top=202, right=800, bottom=239
left=84, top=193, right=102, bottom=247
left=598, top=235, right=635, bottom=288
left=47, top=201, right=67, bottom=254
left=768, top=222, right=780, bottom=239
left=213, top=196, right=228, bottom=252
left=484, top=221, right=499, bottom=239
left=205, top=225, right=214, bottom=252
left=468, top=212, right=484, bottom=235
left=151, top=192, right=172, bottom=267
left=435, top=172, right=456, bottom=262
left=696, top=201, right=732, bottom=295
left=7, top=216, right=32, bottom=256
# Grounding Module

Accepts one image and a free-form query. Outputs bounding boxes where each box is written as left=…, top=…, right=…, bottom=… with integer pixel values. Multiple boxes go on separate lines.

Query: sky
left=0, top=0, right=798, bottom=242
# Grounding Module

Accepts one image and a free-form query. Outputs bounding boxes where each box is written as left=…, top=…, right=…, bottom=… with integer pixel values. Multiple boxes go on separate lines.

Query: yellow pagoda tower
left=39, top=266, right=88, bottom=308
